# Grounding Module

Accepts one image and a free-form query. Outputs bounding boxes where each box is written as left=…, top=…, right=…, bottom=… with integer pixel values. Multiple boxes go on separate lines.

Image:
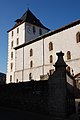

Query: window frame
left=76, top=32, right=80, bottom=43
left=11, top=52, right=13, bottom=59
left=29, top=73, right=32, bottom=80
left=12, top=31, right=13, bottom=37
left=10, top=75, right=12, bottom=82
left=30, top=61, right=33, bottom=68
left=11, top=63, right=13, bottom=71
left=30, top=49, right=33, bottom=57
left=49, top=42, right=53, bottom=51
left=17, top=38, right=19, bottom=45
left=67, top=51, right=71, bottom=60
left=17, top=28, right=19, bottom=34
left=50, top=55, right=53, bottom=63
left=11, top=41, right=13, bottom=48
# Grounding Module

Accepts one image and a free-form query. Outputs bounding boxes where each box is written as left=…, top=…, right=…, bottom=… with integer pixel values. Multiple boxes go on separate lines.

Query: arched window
left=30, top=49, right=33, bottom=57
left=67, top=51, right=71, bottom=60
left=29, top=73, right=32, bottom=80
left=50, top=55, right=53, bottom=63
left=49, top=42, right=53, bottom=51
left=30, top=61, right=33, bottom=68
left=76, top=32, right=80, bottom=43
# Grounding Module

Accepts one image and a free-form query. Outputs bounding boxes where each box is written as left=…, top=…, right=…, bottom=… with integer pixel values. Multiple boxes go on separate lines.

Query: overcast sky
left=0, top=0, right=80, bottom=73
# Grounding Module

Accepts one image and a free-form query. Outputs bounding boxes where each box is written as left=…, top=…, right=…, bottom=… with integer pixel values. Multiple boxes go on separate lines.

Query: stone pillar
left=48, top=51, right=68, bottom=119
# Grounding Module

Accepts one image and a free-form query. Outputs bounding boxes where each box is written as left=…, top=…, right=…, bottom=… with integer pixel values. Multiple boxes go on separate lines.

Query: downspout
left=43, top=38, right=44, bottom=77
left=22, top=47, right=24, bottom=82
left=22, top=22, right=26, bottom=82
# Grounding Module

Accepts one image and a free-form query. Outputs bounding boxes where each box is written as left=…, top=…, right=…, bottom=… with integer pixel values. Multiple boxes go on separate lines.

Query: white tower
left=6, top=9, right=49, bottom=83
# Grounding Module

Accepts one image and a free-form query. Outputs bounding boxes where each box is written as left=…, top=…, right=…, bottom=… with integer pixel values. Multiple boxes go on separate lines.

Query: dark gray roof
left=8, top=9, right=49, bottom=32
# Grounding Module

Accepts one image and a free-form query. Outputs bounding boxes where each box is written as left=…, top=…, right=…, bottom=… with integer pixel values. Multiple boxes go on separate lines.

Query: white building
left=6, top=9, right=80, bottom=84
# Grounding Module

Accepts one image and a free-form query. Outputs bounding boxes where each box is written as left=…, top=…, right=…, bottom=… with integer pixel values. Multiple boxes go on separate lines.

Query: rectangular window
left=17, top=28, right=19, bottom=34
left=10, top=75, right=12, bottom=82
left=11, top=41, right=13, bottom=48
left=11, top=63, right=13, bottom=71
left=17, top=38, right=19, bottom=45
left=11, top=52, right=13, bottom=59
left=12, top=31, right=13, bottom=37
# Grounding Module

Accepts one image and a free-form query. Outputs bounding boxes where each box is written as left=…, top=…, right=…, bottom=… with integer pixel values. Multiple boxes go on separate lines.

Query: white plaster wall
left=44, top=64, right=55, bottom=75
left=7, top=22, right=80, bottom=83
left=6, top=23, right=25, bottom=83
left=6, top=32, right=15, bottom=83
left=44, top=24, right=80, bottom=76
left=23, top=67, right=43, bottom=81
left=23, top=39, right=44, bottom=81
left=24, top=40, right=43, bottom=69
left=15, top=71, right=23, bottom=82
left=15, top=39, right=44, bottom=81
left=13, top=23, right=25, bottom=47
left=15, top=48, right=23, bottom=71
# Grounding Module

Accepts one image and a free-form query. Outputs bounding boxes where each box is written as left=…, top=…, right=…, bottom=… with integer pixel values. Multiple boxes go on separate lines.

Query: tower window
left=30, top=61, right=33, bottom=68
left=39, top=28, right=42, bottom=35
left=50, top=55, right=53, bottom=63
left=17, top=38, right=19, bottom=45
left=33, top=26, right=36, bottom=34
left=12, top=31, right=14, bottom=37
left=10, top=75, right=12, bottom=83
left=49, top=42, right=53, bottom=51
left=67, top=51, right=71, bottom=60
left=76, top=32, right=80, bottom=43
left=30, top=49, right=33, bottom=57
left=17, top=28, right=19, bottom=34
left=11, top=41, right=13, bottom=48
left=11, top=52, right=13, bottom=59
left=11, top=63, right=13, bottom=71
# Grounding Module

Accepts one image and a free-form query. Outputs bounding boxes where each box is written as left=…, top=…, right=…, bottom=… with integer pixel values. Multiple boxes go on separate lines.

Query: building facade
left=6, top=9, right=49, bottom=83
left=6, top=9, right=80, bottom=84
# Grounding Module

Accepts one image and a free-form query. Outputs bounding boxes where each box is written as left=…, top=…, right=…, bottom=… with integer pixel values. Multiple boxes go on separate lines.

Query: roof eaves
left=14, top=19, right=80, bottom=50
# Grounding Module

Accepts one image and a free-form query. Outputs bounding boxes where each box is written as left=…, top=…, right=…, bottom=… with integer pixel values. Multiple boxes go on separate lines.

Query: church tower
left=6, top=9, right=49, bottom=83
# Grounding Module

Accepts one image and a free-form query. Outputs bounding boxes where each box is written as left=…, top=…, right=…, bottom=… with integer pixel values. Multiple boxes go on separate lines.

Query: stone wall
left=0, top=81, right=48, bottom=114
left=0, top=52, right=76, bottom=119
